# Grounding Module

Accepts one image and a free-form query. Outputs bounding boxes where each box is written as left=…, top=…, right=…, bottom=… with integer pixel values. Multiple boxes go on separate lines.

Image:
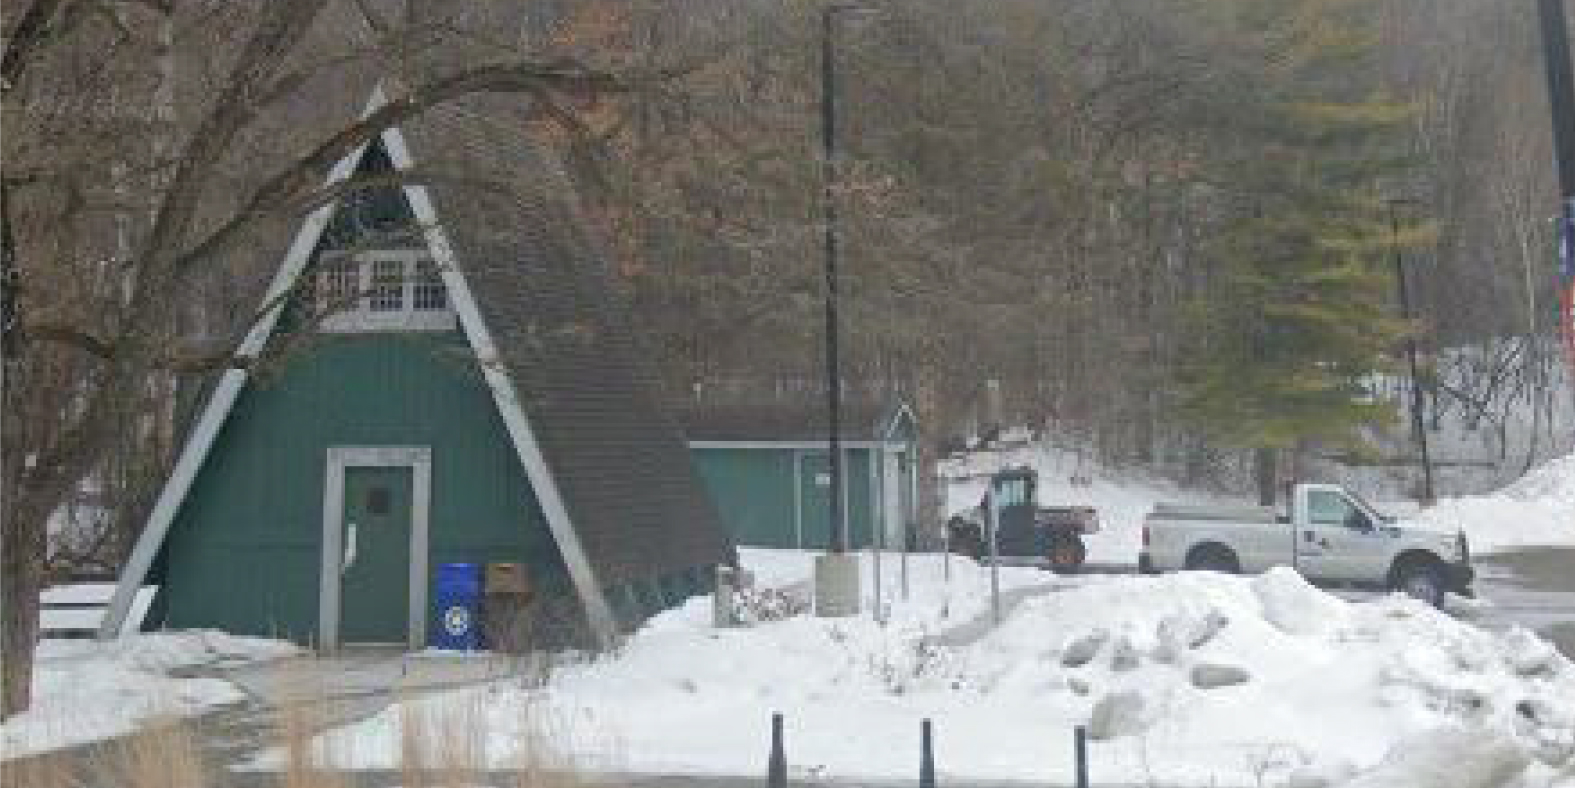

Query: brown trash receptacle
left=482, top=562, right=533, bottom=653
left=485, top=562, right=530, bottom=595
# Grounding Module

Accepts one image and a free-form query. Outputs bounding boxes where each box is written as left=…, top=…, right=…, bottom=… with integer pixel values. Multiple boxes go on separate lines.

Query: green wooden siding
left=845, top=449, right=875, bottom=549
left=691, top=449, right=796, bottom=548
left=691, top=446, right=875, bottom=550
left=157, top=332, right=565, bottom=644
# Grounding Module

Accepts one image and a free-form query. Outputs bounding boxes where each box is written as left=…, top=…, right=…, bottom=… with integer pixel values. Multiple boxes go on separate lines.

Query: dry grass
left=0, top=748, right=82, bottom=788
left=279, top=695, right=350, bottom=788
left=90, top=716, right=208, bottom=788
left=1, top=685, right=598, bottom=788
left=0, top=715, right=205, bottom=788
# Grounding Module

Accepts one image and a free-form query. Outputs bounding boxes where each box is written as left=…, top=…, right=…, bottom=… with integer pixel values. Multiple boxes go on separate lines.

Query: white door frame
left=320, top=446, right=432, bottom=650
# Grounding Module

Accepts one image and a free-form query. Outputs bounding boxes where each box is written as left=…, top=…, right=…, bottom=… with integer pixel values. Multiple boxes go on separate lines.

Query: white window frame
left=318, top=249, right=457, bottom=332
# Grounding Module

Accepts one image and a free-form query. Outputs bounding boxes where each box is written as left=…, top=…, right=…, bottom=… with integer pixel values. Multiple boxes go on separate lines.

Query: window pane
left=319, top=257, right=360, bottom=313
left=367, top=486, right=391, bottom=516
left=413, top=258, right=448, bottom=311
left=1307, top=491, right=1353, bottom=526
left=369, top=259, right=404, bottom=312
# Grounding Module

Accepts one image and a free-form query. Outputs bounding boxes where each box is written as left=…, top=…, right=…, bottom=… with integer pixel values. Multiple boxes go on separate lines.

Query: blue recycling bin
left=431, top=562, right=482, bottom=650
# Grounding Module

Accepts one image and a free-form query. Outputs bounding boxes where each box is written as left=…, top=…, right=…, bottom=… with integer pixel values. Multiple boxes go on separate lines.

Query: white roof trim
left=377, top=106, right=618, bottom=648
left=103, top=83, right=618, bottom=649
left=877, top=397, right=918, bottom=442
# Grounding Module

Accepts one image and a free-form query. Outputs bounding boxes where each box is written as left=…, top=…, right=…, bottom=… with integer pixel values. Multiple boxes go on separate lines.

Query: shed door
left=340, top=466, right=413, bottom=643
left=797, top=453, right=831, bottom=550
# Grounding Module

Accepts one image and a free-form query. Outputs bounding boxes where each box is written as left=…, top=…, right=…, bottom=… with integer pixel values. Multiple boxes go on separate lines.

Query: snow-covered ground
left=0, top=631, right=298, bottom=760
left=300, top=551, right=1575, bottom=787
left=1418, top=452, right=1575, bottom=554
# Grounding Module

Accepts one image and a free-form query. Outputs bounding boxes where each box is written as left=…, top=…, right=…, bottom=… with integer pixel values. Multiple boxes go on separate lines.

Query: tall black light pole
left=822, top=4, right=849, bottom=554
left=813, top=4, right=875, bottom=619
left=1388, top=198, right=1434, bottom=505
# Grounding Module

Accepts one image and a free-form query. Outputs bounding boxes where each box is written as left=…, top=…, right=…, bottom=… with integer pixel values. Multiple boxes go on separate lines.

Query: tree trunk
left=1254, top=447, right=1278, bottom=507
left=2, top=496, right=46, bottom=718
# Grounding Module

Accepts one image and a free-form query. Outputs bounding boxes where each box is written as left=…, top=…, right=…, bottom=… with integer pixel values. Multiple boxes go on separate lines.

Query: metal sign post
left=987, top=481, right=1001, bottom=625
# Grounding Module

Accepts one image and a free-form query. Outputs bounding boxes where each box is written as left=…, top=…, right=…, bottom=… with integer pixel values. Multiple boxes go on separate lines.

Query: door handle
left=342, top=523, right=358, bottom=575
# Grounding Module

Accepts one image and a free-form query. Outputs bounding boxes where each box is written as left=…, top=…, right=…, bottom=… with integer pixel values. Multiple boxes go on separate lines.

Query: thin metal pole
left=767, top=712, right=787, bottom=788
left=919, top=718, right=936, bottom=788
left=871, top=451, right=883, bottom=622
left=821, top=7, right=847, bottom=554
left=1390, top=205, right=1434, bottom=505
left=987, top=484, right=1000, bottom=625
left=900, top=448, right=911, bottom=600
left=1074, top=726, right=1090, bottom=788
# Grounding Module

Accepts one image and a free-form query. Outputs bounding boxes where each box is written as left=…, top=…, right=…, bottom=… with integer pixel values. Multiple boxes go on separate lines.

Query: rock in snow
left=1060, top=628, right=1108, bottom=668
left=1190, top=662, right=1251, bottom=689
left=1108, top=635, right=1142, bottom=672
left=1087, top=690, right=1147, bottom=740
left=1502, top=627, right=1566, bottom=678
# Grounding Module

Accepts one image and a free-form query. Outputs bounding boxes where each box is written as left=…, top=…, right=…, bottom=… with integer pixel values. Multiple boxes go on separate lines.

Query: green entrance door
left=339, top=466, right=413, bottom=643
left=798, top=452, right=833, bottom=550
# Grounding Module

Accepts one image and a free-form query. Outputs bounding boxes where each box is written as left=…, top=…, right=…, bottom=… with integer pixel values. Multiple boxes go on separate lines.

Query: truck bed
left=1149, top=503, right=1284, bottom=524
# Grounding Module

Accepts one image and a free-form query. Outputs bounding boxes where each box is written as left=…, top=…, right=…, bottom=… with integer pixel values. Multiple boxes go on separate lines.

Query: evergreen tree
left=1178, top=0, right=1419, bottom=500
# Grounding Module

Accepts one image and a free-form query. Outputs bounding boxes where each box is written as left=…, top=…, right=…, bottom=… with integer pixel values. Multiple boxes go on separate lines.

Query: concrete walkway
left=209, top=649, right=540, bottom=767
left=3, top=649, right=536, bottom=788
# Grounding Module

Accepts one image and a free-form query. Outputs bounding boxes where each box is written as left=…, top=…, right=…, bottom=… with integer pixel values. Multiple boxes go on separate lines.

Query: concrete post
left=813, top=553, right=860, bottom=617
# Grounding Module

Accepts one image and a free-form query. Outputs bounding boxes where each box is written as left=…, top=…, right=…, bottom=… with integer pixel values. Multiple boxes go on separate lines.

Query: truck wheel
left=1047, top=536, right=1087, bottom=574
left=1184, top=544, right=1240, bottom=574
left=1393, top=561, right=1446, bottom=608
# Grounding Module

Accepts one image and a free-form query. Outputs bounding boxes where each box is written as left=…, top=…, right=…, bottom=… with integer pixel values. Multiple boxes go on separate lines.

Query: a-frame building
left=101, top=88, right=734, bottom=650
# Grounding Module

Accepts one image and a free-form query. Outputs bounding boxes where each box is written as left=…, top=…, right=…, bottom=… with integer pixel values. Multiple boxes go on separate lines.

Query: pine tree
left=1178, top=0, right=1419, bottom=501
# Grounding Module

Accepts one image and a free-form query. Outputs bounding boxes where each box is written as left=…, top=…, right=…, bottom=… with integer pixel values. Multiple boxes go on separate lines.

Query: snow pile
left=940, top=441, right=1235, bottom=564
left=304, top=563, right=1575, bottom=786
left=1419, top=452, right=1575, bottom=553
left=1, top=631, right=298, bottom=759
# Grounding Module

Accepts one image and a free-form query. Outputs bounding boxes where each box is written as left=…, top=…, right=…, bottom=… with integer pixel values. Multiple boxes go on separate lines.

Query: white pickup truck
left=1139, top=483, right=1474, bottom=606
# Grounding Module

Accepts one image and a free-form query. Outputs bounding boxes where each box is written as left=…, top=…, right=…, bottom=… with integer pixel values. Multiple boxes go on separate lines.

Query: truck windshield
left=1344, top=490, right=1383, bottom=519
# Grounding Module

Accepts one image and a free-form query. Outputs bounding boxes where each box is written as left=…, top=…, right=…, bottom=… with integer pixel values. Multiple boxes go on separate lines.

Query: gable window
left=316, top=250, right=457, bottom=332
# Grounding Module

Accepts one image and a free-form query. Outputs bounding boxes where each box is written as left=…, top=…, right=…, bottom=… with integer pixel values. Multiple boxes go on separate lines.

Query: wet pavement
left=1468, top=547, right=1575, bottom=657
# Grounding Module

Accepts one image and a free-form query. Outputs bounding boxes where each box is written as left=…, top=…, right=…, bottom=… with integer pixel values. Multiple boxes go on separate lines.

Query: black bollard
left=768, top=713, right=787, bottom=788
left=1074, top=725, right=1089, bottom=788
left=919, top=718, right=936, bottom=788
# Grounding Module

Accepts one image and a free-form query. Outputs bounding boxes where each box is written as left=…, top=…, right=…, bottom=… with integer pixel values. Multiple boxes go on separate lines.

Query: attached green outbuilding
left=101, top=86, right=733, bottom=651
left=677, top=392, right=922, bottom=551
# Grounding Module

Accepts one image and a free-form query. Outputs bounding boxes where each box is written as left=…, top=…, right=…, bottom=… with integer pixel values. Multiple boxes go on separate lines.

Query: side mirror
left=1345, top=511, right=1374, bottom=532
